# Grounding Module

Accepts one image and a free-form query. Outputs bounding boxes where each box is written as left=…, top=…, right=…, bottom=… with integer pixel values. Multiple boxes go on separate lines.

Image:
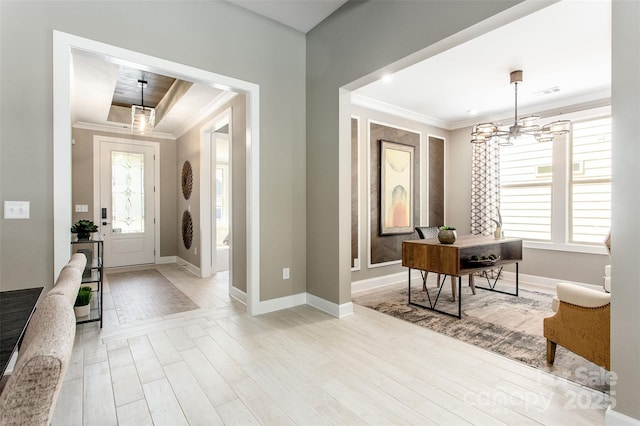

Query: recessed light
left=382, top=74, right=393, bottom=83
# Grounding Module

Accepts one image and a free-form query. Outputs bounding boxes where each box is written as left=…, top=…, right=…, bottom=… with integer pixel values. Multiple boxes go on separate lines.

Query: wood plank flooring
left=52, top=264, right=609, bottom=425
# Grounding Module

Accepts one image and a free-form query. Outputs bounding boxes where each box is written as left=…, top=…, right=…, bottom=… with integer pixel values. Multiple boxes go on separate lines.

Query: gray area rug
left=106, top=269, right=199, bottom=323
left=353, top=278, right=609, bottom=393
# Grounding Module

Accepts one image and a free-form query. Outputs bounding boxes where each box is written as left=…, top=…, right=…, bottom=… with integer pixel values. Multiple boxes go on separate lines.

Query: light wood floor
left=52, top=263, right=609, bottom=425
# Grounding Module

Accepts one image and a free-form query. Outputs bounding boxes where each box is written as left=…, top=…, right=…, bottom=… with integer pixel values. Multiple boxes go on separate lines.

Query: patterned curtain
left=470, top=139, right=501, bottom=236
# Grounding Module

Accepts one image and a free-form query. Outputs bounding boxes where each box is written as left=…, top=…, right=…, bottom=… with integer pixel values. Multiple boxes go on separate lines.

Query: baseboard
left=501, top=271, right=603, bottom=292
left=252, top=292, right=307, bottom=316
left=157, top=256, right=177, bottom=264
left=351, top=270, right=423, bottom=294
left=307, top=293, right=353, bottom=317
left=229, top=286, right=247, bottom=304
left=606, top=406, right=640, bottom=425
left=176, top=257, right=201, bottom=277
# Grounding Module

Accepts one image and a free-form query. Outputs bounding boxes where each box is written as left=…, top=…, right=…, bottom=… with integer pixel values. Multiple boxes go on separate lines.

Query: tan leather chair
left=543, top=282, right=610, bottom=370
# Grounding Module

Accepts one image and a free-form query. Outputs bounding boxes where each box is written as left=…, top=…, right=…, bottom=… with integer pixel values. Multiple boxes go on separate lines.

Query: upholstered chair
left=543, top=282, right=610, bottom=370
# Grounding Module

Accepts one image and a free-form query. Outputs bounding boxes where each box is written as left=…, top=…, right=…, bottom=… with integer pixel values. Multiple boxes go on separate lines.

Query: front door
left=99, top=140, right=155, bottom=267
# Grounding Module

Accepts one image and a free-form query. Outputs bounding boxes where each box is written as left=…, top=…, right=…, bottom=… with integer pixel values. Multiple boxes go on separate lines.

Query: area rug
left=353, top=279, right=609, bottom=392
left=106, top=269, right=199, bottom=323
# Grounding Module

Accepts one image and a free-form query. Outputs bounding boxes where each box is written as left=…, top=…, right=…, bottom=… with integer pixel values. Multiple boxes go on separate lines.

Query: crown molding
left=351, top=93, right=450, bottom=130
left=72, top=121, right=176, bottom=140
left=174, top=91, right=239, bottom=139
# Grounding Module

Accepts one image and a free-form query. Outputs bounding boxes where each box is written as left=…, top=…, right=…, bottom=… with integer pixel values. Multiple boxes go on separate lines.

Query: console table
left=402, top=235, right=523, bottom=318
left=0, top=287, right=43, bottom=376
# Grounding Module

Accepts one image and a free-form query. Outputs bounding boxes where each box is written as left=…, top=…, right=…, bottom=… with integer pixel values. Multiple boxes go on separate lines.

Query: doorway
left=95, top=137, right=159, bottom=267
left=53, top=31, right=263, bottom=315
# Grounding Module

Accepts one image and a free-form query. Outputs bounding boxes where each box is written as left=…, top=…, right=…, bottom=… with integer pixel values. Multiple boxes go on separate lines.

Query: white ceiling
left=71, top=0, right=611, bottom=137
left=226, top=0, right=347, bottom=33
left=353, top=0, right=612, bottom=130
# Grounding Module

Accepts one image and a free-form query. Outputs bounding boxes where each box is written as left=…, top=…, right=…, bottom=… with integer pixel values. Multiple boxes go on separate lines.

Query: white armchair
left=544, top=282, right=610, bottom=370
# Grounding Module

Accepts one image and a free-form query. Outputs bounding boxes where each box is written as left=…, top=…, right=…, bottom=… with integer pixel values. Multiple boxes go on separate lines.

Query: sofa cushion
left=47, top=266, right=83, bottom=307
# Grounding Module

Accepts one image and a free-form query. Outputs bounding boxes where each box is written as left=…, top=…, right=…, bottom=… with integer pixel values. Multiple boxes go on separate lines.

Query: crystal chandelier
left=131, top=78, right=155, bottom=135
left=470, top=70, right=570, bottom=146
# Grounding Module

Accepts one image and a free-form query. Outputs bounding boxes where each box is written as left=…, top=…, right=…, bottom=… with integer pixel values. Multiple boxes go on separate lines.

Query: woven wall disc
left=181, top=161, right=193, bottom=200
left=182, top=210, right=193, bottom=249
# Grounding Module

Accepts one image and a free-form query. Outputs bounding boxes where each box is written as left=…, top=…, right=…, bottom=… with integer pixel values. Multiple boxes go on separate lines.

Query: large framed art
left=380, top=139, right=414, bottom=235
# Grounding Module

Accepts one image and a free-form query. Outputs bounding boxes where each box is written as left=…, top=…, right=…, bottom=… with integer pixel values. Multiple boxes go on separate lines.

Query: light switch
left=75, top=204, right=89, bottom=213
left=4, top=201, right=30, bottom=219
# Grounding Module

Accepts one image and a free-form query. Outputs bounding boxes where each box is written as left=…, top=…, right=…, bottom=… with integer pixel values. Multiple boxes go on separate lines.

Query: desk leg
left=450, top=276, right=457, bottom=301
left=458, top=276, right=462, bottom=319
left=408, top=268, right=411, bottom=304
left=516, top=263, right=519, bottom=297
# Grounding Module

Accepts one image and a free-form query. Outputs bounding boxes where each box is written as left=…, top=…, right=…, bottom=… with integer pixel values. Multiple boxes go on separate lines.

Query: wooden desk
left=0, top=287, right=43, bottom=376
left=402, top=236, right=522, bottom=318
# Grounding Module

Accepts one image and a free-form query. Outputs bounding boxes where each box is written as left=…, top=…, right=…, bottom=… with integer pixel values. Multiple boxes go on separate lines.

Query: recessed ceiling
left=71, top=53, right=226, bottom=137
left=353, top=0, right=611, bottom=130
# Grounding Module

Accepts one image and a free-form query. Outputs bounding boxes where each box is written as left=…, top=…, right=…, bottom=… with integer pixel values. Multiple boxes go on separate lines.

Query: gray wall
left=0, top=1, right=306, bottom=300
left=307, top=0, right=525, bottom=306
left=71, top=128, right=178, bottom=258
left=350, top=104, right=449, bottom=283
left=176, top=94, right=248, bottom=293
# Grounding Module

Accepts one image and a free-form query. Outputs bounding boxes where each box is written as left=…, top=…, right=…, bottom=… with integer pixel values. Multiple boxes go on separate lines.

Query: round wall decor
left=181, top=161, right=193, bottom=200
left=182, top=210, right=193, bottom=249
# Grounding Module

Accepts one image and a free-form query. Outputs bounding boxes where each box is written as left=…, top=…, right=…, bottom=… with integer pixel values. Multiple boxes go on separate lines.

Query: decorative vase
left=76, top=232, right=90, bottom=241
left=74, top=304, right=90, bottom=318
left=438, top=229, right=457, bottom=244
left=494, top=227, right=503, bottom=239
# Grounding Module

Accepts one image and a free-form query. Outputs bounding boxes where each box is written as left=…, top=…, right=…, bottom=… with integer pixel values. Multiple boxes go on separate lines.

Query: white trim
left=606, top=407, right=640, bottom=426
left=500, top=271, right=603, bottom=292
left=230, top=286, right=247, bottom=304
left=352, top=93, right=449, bottom=129
left=73, top=122, right=176, bottom=140
left=53, top=31, right=261, bottom=316
left=352, top=270, right=423, bottom=294
left=523, top=240, right=609, bottom=255
left=175, top=91, right=238, bottom=139
left=200, top=108, right=233, bottom=282
left=368, top=259, right=401, bottom=269
left=366, top=119, right=421, bottom=269
left=92, top=135, right=161, bottom=266
left=176, top=256, right=201, bottom=276
left=157, top=256, right=177, bottom=264
left=306, top=293, right=353, bottom=318
left=251, top=292, right=307, bottom=316
left=426, top=133, right=448, bottom=226
left=351, top=115, right=361, bottom=272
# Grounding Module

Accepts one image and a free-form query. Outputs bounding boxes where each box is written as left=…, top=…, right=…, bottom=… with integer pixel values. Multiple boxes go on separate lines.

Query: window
left=499, top=111, right=611, bottom=249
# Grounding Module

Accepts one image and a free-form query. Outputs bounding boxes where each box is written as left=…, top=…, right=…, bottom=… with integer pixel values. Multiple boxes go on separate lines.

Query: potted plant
left=71, top=220, right=98, bottom=240
left=74, top=286, right=93, bottom=318
left=438, top=226, right=457, bottom=244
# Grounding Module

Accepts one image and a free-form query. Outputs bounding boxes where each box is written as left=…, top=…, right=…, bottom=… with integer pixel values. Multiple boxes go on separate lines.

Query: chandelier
left=131, top=78, right=155, bottom=135
left=470, top=70, right=570, bottom=146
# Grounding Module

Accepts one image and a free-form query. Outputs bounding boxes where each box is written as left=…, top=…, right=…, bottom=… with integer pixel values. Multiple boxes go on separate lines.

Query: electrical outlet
left=283, top=267, right=290, bottom=280
left=195, top=247, right=198, bottom=255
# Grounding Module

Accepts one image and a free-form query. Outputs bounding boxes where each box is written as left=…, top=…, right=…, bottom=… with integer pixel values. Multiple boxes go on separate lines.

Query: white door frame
left=93, top=135, right=160, bottom=266
left=200, top=108, right=232, bottom=280
left=53, top=31, right=261, bottom=315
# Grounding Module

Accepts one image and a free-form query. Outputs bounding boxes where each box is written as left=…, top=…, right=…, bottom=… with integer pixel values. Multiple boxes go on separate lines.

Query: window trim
left=500, top=105, right=611, bottom=254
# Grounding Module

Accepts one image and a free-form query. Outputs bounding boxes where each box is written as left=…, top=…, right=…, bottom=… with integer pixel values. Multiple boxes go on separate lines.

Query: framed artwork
left=380, top=139, right=414, bottom=235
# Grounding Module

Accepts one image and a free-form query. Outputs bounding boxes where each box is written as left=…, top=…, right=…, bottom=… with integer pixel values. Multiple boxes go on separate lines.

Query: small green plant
left=74, top=286, right=93, bottom=307
left=439, top=225, right=456, bottom=231
left=71, top=220, right=98, bottom=235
